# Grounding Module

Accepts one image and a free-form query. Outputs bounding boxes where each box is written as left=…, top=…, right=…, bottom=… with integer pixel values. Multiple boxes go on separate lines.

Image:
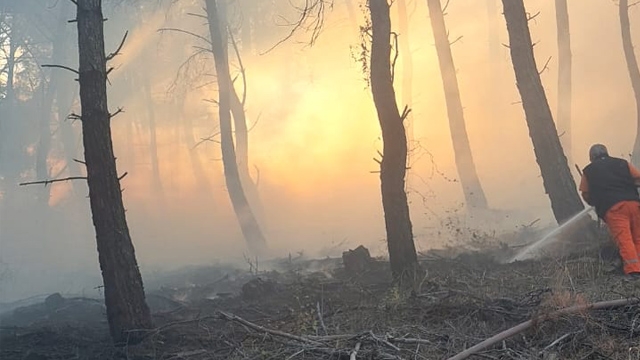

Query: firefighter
left=579, top=144, right=640, bottom=277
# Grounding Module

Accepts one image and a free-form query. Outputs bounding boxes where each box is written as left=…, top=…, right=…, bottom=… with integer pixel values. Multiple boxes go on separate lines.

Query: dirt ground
left=1, top=233, right=640, bottom=360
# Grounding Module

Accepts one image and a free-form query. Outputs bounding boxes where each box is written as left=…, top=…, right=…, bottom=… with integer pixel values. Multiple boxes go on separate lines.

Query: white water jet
left=508, top=206, right=595, bottom=263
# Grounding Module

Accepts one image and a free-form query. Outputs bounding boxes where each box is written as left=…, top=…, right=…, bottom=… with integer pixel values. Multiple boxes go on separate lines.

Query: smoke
left=0, top=0, right=638, bottom=302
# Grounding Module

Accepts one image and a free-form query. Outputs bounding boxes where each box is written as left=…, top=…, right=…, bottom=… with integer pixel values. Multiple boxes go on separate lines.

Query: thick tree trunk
left=555, top=0, right=572, bottom=163
left=619, top=0, right=640, bottom=167
left=427, top=0, right=488, bottom=209
left=369, top=0, right=418, bottom=279
left=502, top=0, right=584, bottom=224
left=76, top=0, right=152, bottom=343
left=142, top=77, right=164, bottom=196
left=205, top=0, right=267, bottom=255
left=397, top=0, right=414, bottom=153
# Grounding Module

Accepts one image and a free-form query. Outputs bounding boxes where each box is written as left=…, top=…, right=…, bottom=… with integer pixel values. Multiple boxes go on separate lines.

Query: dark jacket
left=583, top=156, right=640, bottom=219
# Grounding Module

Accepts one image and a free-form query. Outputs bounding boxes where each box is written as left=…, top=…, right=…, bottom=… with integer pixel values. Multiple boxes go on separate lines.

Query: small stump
left=342, top=245, right=373, bottom=274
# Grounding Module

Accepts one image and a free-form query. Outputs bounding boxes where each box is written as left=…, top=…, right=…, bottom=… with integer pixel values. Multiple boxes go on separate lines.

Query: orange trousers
left=604, top=201, right=640, bottom=274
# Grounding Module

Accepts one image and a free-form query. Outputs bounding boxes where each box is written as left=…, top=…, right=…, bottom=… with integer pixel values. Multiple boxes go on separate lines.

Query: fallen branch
left=218, top=311, right=324, bottom=346
left=350, top=342, right=361, bottom=360
left=447, top=297, right=640, bottom=360
left=317, top=302, right=328, bottom=336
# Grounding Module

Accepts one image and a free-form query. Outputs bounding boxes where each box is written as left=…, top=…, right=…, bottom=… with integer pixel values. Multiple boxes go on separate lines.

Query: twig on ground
left=317, top=301, right=328, bottom=335
left=350, top=342, right=361, bottom=360
left=218, top=311, right=324, bottom=346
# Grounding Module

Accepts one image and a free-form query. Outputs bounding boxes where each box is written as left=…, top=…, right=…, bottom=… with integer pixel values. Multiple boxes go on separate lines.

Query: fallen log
left=447, top=297, right=639, bottom=360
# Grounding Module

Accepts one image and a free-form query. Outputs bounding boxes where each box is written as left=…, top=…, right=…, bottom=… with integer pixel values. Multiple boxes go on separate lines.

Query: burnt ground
left=1, top=236, right=640, bottom=360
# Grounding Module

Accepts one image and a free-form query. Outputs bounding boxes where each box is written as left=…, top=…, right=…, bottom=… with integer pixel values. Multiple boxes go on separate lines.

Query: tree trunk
left=397, top=0, right=414, bottom=155
left=6, top=35, right=16, bottom=103
left=555, top=0, right=572, bottom=163
left=76, top=0, right=152, bottom=343
left=501, top=0, right=584, bottom=224
left=427, top=0, right=488, bottom=209
left=369, top=0, right=418, bottom=279
left=142, top=76, right=164, bottom=197
left=205, top=0, right=267, bottom=255
left=230, top=83, right=266, bottom=225
left=619, top=0, right=640, bottom=167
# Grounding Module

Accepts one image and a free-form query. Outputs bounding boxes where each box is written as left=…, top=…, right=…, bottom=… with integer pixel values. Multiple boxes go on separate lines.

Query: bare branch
left=260, top=0, right=330, bottom=55
left=229, top=29, right=247, bottom=107
left=20, top=176, right=87, bottom=187
left=400, top=105, right=411, bottom=121
left=41, top=64, right=79, bottom=75
left=73, top=158, right=86, bottom=165
left=538, top=56, right=552, bottom=75
left=527, top=11, right=540, bottom=22
left=106, top=31, right=128, bottom=61
left=187, top=12, right=207, bottom=19
left=68, top=113, right=82, bottom=122
left=442, top=0, right=451, bottom=14
left=110, top=107, right=124, bottom=118
left=118, top=172, right=128, bottom=181
left=69, top=0, right=77, bottom=5
left=158, top=27, right=212, bottom=45
left=195, top=131, right=221, bottom=148
left=449, top=35, right=463, bottom=46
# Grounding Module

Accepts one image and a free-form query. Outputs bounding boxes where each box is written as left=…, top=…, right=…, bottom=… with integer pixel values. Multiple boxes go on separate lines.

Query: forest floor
left=1, top=226, right=640, bottom=360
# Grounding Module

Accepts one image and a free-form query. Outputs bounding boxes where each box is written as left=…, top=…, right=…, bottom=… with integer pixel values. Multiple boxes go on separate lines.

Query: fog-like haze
left=0, top=0, right=638, bottom=302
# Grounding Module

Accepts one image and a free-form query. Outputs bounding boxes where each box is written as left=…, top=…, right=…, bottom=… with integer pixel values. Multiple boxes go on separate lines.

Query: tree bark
left=501, top=0, right=584, bottom=224
left=205, top=0, right=267, bottom=255
left=619, top=0, right=640, bottom=167
left=369, top=0, right=418, bottom=279
left=76, top=0, right=152, bottom=343
left=396, top=0, right=414, bottom=154
left=555, top=0, right=572, bottom=163
left=427, top=0, right=488, bottom=209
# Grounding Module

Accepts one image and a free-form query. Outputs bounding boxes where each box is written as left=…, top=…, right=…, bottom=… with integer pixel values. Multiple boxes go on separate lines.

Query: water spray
left=508, top=206, right=595, bottom=263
